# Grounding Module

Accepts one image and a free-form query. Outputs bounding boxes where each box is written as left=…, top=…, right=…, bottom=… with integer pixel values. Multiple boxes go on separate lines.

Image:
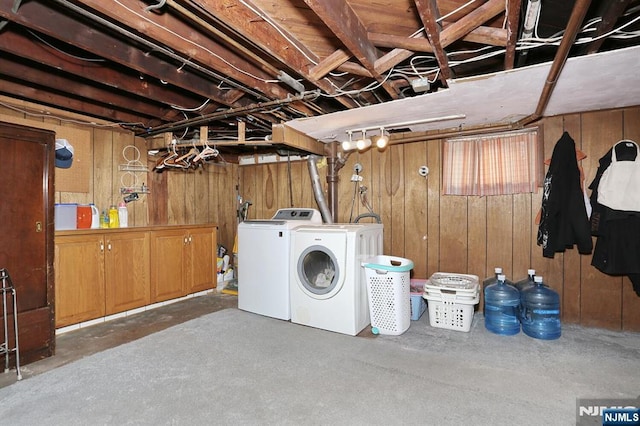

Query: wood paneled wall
left=239, top=107, right=640, bottom=332
left=3, top=98, right=639, bottom=331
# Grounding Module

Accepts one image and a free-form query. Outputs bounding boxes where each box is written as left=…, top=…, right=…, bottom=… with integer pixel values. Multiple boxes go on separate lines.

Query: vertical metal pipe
left=326, top=142, right=339, bottom=222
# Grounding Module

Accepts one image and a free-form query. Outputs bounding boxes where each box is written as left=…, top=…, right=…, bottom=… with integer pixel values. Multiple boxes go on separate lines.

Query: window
left=442, top=129, right=541, bottom=196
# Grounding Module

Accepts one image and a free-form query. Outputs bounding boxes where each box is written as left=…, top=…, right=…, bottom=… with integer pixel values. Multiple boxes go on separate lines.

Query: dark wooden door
left=0, top=121, right=55, bottom=364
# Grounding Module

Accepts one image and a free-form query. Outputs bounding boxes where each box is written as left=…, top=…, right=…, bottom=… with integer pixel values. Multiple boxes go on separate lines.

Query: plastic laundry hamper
left=423, top=272, right=479, bottom=332
left=362, top=255, right=414, bottom=335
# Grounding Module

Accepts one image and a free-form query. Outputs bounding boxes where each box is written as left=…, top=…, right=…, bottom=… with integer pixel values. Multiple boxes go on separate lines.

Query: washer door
left=296, top=244, right=342, bottom=299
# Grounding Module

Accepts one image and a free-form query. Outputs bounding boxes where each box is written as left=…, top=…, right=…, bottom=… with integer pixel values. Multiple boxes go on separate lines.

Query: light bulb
left=376, top=134, right=388, bottom=149
left=357, top=138, right=371, bottom=150
left=341, top=132, right=357, bottom=151
left=342, top=140, right=357, bottom=151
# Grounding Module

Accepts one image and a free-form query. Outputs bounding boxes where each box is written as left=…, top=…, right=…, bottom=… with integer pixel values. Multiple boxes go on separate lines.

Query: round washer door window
left=296, top=245, right=341, bottom=298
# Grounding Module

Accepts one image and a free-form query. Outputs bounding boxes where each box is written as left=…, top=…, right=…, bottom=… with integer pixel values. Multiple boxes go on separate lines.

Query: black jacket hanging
left=537, top=132, right=593, bottom=258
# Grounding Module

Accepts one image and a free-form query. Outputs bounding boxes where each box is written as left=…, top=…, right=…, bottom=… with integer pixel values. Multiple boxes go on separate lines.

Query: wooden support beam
left=415, top=0, right=452, bottom=82
left=504, top=0, right=523, bottom=70
left=303, top=0, right=400, bottom=99
left=271, top=124, right=324, bottom=155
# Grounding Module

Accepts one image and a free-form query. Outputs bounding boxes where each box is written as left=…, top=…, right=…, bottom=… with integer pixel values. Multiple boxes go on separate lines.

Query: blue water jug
left=521, top=276, right=561, bottom=340
left=515, top=269, right=536, bottom=292
left=484, top=274, right=520, bottom=335
left=483, top=267, right=513, bottom=312
left=514, top=269, right=536, bottom=321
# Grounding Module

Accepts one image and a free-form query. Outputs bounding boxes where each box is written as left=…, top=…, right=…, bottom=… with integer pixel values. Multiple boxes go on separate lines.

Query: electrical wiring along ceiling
left=0, top=0, right=639, bottom=158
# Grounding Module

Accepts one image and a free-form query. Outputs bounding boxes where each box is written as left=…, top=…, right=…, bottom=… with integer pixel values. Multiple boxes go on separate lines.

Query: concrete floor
left=0, top=292, right=238, bottom=389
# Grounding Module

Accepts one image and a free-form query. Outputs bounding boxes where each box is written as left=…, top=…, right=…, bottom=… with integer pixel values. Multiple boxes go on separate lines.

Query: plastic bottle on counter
left=100, top=209, right=110, bottom=228
left=108, top=205, right=119, bottom=228
left=90, top=204, right=100, bottom=229
left=484, top=274, right=521, bottom=336
left=118, top=202, right=128, bottom=228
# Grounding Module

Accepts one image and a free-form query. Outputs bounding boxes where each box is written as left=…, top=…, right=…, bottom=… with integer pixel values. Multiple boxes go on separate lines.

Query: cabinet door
left=105, top=231, right=150, bottom=315
left=186, top=227, right=217, bottom=293
left=150, top=229, right=186, bottom=302
left=54, top=235, right=105, bottom=327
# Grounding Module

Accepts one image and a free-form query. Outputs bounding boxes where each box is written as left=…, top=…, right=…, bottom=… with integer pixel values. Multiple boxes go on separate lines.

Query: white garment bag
left=597, top=140, right=640, bottom=212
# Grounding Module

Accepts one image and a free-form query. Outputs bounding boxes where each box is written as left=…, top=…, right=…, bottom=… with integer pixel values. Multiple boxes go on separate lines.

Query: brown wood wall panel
left=440, top=196, right=468, bottom=273
left=426, top=140, right=441, bottom=276
left=403, top=142, right=428, bottom=278
left=486, top=196, right=514, bottom=278
left=385, top=145, right=402, bottom=254
left=512, top=193, right=532, bottom=280
left=467, top=196, right=487, bottom=281
left=580, top=110, right=624, bottom=329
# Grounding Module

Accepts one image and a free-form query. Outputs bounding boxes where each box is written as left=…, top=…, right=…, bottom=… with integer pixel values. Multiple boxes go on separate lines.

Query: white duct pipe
left=307, top=155, right=333, bottom=224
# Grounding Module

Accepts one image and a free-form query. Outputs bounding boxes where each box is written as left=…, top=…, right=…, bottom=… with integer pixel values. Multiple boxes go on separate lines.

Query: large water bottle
left=484, top=274, right=520, bottom=335
left=483, top=267, right=501, bottom=313
left=521, top=276, right=561, bottom=340
left=514, top=269, right=536, bottom=321
left=515, top=269, right=536, bottom=292
left=482, top=267, right=503, bottom=291
left=482, top=267, right=513, bottom=314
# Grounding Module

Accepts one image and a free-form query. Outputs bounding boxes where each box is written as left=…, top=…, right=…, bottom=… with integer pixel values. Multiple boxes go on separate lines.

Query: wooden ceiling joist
left=303, top=0, right=401, bottom=99
left=415, top=0, right=453, bottom=82
left=173, top=0, right=360, bottom=109
left=0, top=0, right=239, bottom=108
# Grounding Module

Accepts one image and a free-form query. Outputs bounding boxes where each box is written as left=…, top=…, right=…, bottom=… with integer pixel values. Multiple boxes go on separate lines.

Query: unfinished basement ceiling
left=0, top=0, right=639, bottom=154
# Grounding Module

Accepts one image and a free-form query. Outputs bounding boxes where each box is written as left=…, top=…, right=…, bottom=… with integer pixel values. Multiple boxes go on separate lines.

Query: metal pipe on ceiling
left=518, top=0, right=593, bottom=126
left=143, top=91, right=320, bottom=137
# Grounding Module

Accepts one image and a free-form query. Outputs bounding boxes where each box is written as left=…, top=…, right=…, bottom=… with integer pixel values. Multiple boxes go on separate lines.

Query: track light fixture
left=341, top=131, right=358, bottom=151
left=375, top=127, right=388, bottom=149
left=340, top=114, right=466, bottom=152
left=356, top=130, right=371, bottom=150
left=341, top=128, right=387, bottom=152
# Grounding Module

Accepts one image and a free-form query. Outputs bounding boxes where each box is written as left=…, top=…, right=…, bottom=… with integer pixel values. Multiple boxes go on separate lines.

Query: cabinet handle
left=188, top=235, right=192, bottom=244
left=100, top=241, right=104, bottom=252
left=107, top=241, right=112, bottom=251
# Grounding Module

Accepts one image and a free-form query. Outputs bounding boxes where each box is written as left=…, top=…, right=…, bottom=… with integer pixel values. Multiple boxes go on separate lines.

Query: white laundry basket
left=423, top=272, right=480, bottom=332
left=362, top=255, right=414, bottom=335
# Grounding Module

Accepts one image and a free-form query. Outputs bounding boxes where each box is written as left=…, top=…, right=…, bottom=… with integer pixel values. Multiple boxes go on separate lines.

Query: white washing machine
left=237, top=208, right=322, bottom=320
left=290, top=223, right=383, bottom=335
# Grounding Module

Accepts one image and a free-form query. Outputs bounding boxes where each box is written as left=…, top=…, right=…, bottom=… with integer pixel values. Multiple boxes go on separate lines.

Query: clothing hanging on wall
left=589, top=139, right=640, bottom=296
left=537, top=132, right=593, bottom=258
left=597, top=140, right=640, bottom=211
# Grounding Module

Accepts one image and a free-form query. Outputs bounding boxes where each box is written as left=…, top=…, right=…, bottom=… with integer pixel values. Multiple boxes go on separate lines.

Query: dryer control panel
left=272, top=208, right=322, bottom=223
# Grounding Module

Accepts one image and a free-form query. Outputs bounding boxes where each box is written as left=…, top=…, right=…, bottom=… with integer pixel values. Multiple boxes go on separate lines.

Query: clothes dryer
left=290, top=223, right=383, bottom=335
left=237, top=208, right=322, bottom=320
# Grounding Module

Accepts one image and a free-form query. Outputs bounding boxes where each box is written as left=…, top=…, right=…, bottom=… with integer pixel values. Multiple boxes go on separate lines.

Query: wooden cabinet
left=55, top=225, right=215, bottom=327
left=149, top=228, right=186, bottom=302
left=0, top=122, right=55, bottom=365
left=54, top=234, right=105, bottom=327
left=104, top=231, right=150, bottom=315
left=54, top=230, right=150, bottom=328
left=150, top=226, right=217, bottom=303
left=185, top=227, right=217, bottom=294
